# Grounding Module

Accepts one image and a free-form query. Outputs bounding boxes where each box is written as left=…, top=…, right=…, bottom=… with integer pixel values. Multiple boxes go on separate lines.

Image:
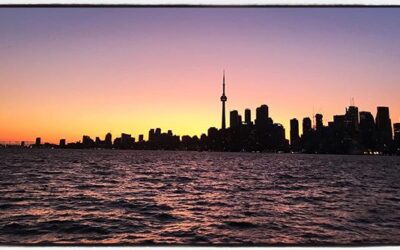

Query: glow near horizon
left=1, top=8, right=400, bottom=143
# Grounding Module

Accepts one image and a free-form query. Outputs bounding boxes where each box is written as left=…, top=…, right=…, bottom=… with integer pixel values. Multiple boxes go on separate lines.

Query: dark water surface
left=1, top=149, right=400, bottom=245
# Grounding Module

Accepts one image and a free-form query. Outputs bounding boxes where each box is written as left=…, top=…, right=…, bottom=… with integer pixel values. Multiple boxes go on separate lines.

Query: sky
left=1, top=7, right=400, bottom=144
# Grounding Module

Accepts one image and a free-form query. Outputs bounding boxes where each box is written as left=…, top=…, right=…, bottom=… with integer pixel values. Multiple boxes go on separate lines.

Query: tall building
left=59, top=139, right=66, bottom=147
left=394, top=123, right=400, bottom=150
left=35, top=137, right=41, bottom=146
left=148, top=129, right=155, bottom=141
left=302, top=117, right=312, bottom=136
left=359, top=111, right=375, bottom=150
left=345, top=106, right=359, bottom=132
left=376, top=106, right=393, bottom=147
left=244, top=109, right=251, bottom=125
left=290, top=118, right=300, bottom=149
left=220, top=71, right=227, bottom=130
left=138, top=134, right=144, bottom=142
left=315, top=113, right=323, bottom=131
left=255, top=104, right=269, bottom=125
left=105, top=133, right=112, bottom=146
left=230, top=110, right=240, bottom=128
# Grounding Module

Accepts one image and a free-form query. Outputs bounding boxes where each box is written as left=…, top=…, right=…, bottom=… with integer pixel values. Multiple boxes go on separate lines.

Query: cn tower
left=220, top=71, right=227, bottom=130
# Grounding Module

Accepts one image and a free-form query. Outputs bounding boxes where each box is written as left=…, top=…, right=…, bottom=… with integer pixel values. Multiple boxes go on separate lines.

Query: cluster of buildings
left=290, top=106, right=400, bottom=155
left=6, top=73, right=400, bottom=155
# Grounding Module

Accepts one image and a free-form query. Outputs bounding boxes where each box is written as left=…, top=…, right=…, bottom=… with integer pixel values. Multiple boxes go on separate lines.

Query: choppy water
left=1, top=149, right=400, bottom=245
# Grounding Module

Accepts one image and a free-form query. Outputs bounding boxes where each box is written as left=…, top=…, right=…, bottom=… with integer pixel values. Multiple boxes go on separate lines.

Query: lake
left=1, top=149, right=400, bottom=245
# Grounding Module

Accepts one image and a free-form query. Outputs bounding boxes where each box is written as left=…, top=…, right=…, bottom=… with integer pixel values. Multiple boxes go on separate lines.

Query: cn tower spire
left=220, top=70, right=227, bottom=130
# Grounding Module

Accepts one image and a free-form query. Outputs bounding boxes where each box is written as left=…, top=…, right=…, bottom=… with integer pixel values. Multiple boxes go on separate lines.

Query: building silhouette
left=376, top=107, right=393, bottom=151
left=59, top=139, right=66, bottom=147
left=290, top=118, right=300, bottom=151
left=23, top=73, right=399, bottom=155
left=35, top=137, right=41, bottom=146
left=245, top=108, right=252, bottom=125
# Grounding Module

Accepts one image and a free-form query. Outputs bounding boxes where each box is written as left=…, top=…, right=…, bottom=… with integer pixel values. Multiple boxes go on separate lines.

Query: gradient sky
left=1, top=7, right=400, bottom=143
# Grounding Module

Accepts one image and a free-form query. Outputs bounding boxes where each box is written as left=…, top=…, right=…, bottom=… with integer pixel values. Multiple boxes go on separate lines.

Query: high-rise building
left=148, top=129, right=155, bottom=141
left=105, top=133, right=112, bottom=146
left=35, top=137, right=41, bottom=146
left=220, top=71, right=227, bottom=130
left=255, top=104, right=269, bottom=125
left=139, top=134, right=144, bottom=142
left=359, top=111, right=375, bottom=150
left=244, top=108, right=251, bottom=125
left=230, top=110, right=240, bottom=128
left=333, top=115, right=345, bottom=130
left=345, top=106, right=359, bottom=132
left=393, top=123, right=400, bottom=149
left=290, top=118, right=300, bottom=149
left=302, top=117, right=312, bottom=136
left=376, top=106, right=393, bottom=147
left=82, top=135, right=93, bottom=146
left=315, top=113, right=323, bottom=131
left=59, top=139, right=66, bottom=147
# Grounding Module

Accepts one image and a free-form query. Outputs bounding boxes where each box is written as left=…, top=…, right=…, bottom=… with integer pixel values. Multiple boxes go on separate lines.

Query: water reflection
left=1, top=149, right=400, bottom=245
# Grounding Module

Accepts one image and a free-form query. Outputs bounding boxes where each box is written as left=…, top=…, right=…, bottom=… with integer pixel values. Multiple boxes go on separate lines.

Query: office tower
left=121, top=133, right=134, bottom=148
left=35, top=137, right=41, bottom=146
left=139, top=134, right=144, bottom=142
left=290, top=118, right=300, bottom=149
left=255, top=104, right=269, bottom=125
left=315, top=113, right=323, bottom=131
left=105, top=133, right=112, bottom=146
left=333, top=115, right=345, bottom=130
left=220, top=71, right=227, bottom=130
left=345, top=106, right=359, bottom=131
left=21, top=141, right=25, bottom=147
left=155, top=128, right=161, bottom=135
left=376, top=106, right=393, bottom=146
left=359, top=111, right=376, bottom=150
left=167, top=130, right=173, bottom=136
left=302, top=117, right=312, bottom=136
left=148, top=129, right=155, bottom=141
left=59, top=139, right=66, bottom=147
left=230, top=110, right=240, bottom=128
left=95, top=137, right=101, bottom=144
left=244, top=108, right=251, bottom=125
left=82, top=135, right=93, bottom=146
left=394, top=123, right=400, bottom=150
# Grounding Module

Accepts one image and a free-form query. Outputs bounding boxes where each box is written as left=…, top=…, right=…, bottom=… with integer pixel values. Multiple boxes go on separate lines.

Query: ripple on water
left=1, top=149, right=400, bottom=245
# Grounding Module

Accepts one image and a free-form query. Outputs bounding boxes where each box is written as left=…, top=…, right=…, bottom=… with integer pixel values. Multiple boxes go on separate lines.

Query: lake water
left=1, top=149, right=400, bottom=245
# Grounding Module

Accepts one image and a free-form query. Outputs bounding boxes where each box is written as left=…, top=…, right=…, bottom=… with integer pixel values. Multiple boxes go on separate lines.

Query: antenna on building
left=312, top=105, right=315, bottom=129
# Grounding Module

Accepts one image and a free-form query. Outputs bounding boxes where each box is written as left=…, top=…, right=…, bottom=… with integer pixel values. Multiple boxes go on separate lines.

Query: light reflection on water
left=1, top=149, right=400, bottom=245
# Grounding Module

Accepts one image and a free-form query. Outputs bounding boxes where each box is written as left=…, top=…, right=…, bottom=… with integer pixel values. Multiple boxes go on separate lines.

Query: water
left=1, top=149, right=400, bottom=245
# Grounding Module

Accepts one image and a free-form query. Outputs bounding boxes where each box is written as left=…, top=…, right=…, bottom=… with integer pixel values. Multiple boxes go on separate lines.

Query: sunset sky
left=1, top=7, right=400, bottom=143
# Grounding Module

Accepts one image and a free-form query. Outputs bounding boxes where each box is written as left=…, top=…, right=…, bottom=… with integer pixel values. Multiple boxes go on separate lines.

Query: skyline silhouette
left=3, top=72, right=399, bottom=155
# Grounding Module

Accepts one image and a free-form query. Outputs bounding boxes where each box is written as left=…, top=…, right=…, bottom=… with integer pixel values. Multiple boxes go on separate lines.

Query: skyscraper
left=302, top=117, right=312, bottom=136
left=345, top=106, right=359, bottom=131
left=255, top=105, right=269, bottom=126
left=394, top=123, right=400, bottom=151
left=230, top=110, right=240, bottom=128
left=290, top=118, right=300, bottom=150
left=376, top=106, right=392, bottom=147
left=105, top=133, right=112, bottom=146
left=359, top=111, right=375, bottom=150
left=315, top=113, right=323, bottom=132
left=244, top=109, right=251, bottom=125
left=220, top=71, right=227, bottom=130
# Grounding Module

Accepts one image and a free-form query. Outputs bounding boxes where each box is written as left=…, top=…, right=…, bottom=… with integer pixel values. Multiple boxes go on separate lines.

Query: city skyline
left=1, top=8, right=400, bottom=143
